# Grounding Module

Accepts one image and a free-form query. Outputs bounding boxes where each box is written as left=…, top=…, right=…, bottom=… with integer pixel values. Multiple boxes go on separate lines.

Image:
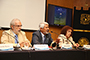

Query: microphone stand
left=4, top=32, right=22, bottom=51
left=67, top=39, right=76, bottom=49
left=68, top=39, right=84, bottom=50
left=51, top=31, right=59, bottom=35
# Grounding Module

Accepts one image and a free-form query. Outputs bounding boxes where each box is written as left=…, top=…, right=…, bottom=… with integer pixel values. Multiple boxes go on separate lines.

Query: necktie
left=43, top=35, right=46, bottom=43
left=15, top=34, right=18, bottom=43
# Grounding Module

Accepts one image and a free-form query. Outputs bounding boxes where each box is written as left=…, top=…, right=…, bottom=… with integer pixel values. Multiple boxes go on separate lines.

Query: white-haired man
left=31, top=22, right=53, bottom=46
left=1, top=18, right=32, bottom=47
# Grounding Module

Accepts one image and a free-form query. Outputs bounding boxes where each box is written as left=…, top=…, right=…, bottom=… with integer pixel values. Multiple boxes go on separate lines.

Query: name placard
left=0, top=44, right=14, bottom=51
left=33, top=44, right=49, bottom=50
left=61, top=44, right=72, bottom=49
left=83, top=45, right=90, bottom=49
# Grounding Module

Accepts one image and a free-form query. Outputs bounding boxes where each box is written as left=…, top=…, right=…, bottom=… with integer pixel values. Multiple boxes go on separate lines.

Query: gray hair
left=10, top=18, right=21, bottom=28
left=39, top=22, right=49, bottom=29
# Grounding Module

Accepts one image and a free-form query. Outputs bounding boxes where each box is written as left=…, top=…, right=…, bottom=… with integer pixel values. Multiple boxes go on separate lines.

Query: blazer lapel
left=9, top=29, right=15, bottom=43
left=44, top=34, right=49, bottom=43
left=39, top=31, right=43, bottom=43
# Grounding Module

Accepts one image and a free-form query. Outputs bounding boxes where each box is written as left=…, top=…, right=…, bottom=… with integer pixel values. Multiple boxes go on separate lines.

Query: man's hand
left=20, top=41, right=30, bottom=48
left=24, top=42, right=30, bottom=47
left=20, top=42, right=24, bottom=48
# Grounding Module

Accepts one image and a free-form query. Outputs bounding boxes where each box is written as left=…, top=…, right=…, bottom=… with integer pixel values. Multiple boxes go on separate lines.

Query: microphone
left=5, top=32, right=19, bottom=47
left=51, top=31, right=59, bottom=35
left=51, top=31, right=60, bottom=49
left=52, top=42, right=57, bottom=47
left=4, top=31, right=15, bottom=39
left=4, top=31, right=22, bottom=51
left=68, top=39, right=84, bottom=50
left=67, top=39, right=76, bottom=48
left=4, top=31, right=19, bottom=43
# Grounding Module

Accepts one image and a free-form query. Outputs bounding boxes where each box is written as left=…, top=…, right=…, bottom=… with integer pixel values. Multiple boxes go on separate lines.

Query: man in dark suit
left=31, top=22, right=53, bottom=46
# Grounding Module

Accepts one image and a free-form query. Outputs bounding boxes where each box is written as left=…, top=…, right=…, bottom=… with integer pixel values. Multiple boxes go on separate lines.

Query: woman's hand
left=20, top=42, right=24, bottom=48
left=74, top=43, right=80, bottom=47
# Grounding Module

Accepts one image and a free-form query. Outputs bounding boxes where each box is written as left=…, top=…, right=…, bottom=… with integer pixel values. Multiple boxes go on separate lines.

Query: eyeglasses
left=13, top=25, right=22, bottom=27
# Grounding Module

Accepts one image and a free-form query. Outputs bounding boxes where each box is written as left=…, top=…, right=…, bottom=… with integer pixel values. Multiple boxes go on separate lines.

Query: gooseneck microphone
left=51, top=31, right=59, bottom=35
left=68, top=39, right=84, bottom=50
left=4, top=31, right=15, bottom=38
left=4, top=31, right=23, bottom=51
left=51, top=31, right=60, bottom=49
left=67, top=39, right=76, bottom=48
left=4, top=31, right=19, bottom=43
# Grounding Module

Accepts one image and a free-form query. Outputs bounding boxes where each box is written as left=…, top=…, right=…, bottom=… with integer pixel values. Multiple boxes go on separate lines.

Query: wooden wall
left=0, top=0, right=90, bottom=43
left=74, top=0, right=90, bottom=10
left=46, top=0, right=74, bottom=41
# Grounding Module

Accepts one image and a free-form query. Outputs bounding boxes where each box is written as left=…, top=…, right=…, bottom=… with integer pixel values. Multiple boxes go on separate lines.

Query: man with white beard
left=1, top=18, right=32, bottom=48
left=31, top=22, right=53, bottom=47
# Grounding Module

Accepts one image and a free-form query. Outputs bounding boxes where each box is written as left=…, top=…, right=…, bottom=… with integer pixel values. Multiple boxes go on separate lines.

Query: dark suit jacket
left=31, top=30, right=53, bottom=46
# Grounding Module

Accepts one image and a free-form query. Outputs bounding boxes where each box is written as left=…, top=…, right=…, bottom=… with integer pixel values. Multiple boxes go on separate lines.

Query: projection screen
left=0, top=0, right=46, bottom=30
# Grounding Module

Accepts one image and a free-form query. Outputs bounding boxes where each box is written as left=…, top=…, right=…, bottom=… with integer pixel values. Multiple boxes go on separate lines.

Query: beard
left=17, top=30, right=21, bottom=33
left=44, top=30, right=49, bottom=34
left=14, top=29, right=21, bottom=34
left=45, top=32, right=49, bottom=34
left=18, top=29, right=21, bottom=32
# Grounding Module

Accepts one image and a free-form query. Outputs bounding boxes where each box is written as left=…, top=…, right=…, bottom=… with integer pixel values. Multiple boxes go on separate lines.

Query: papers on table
left=83, top=45, right=90, bottom=49
left=61, top=44, right=72, bottom=49
left=0, top=44, right=14, bottom=51
left=33, top=44, right=49, bottom=50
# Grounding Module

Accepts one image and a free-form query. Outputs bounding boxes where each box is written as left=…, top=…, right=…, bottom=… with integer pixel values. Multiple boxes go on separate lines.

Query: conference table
left=0, top=49, right=90, bottom=60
